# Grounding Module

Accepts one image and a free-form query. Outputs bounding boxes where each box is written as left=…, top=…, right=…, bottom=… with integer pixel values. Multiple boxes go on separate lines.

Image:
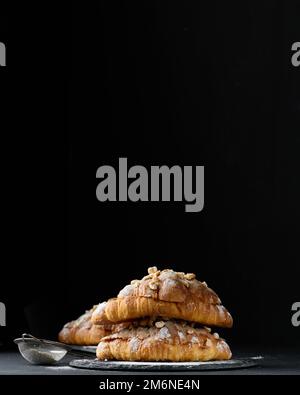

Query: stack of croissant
left=59, top=267, right=233, bottom=361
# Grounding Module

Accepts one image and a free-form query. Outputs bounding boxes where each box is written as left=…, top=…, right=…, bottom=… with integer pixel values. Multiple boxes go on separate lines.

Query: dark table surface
left=0, top=349, right=299, bottom=375
left=0, top=350, right=300, bottom=375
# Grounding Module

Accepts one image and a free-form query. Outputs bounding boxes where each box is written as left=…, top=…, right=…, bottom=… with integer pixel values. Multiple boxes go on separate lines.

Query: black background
left=1, top=1, right=299, bottom=351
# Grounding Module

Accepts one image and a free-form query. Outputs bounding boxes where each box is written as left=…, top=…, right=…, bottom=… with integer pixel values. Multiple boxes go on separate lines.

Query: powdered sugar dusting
left=95, top=301, right=107, bottom=315
left=129, top=337, right=140, bottom=353
left=158, top=326, right=171, bottom=340
left=178, top=331, right=185, bottom=342
left=216, top=341, right=226, bottom=352
left=163, top=278, right=178, bottom=289
left=97, top=342, right=106, bottom=353
left=118, top=285, right=134, bottom=297
left=45, top=366, right=74, bottom=371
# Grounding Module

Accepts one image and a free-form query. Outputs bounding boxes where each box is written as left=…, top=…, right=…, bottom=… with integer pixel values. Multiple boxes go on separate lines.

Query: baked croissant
left=92, top=268, right=233, bottom=328
left=97, top=319, right=232, bottom=361
left=58, top=306, right=130, bottom=345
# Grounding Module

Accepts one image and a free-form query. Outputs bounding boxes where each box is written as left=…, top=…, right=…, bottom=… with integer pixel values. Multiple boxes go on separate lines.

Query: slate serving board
left=70, top=356, right=263, bottom=371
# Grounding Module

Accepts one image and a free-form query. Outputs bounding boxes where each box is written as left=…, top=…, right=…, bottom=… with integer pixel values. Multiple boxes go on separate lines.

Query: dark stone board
left=70, top=357, right=263, bottom=371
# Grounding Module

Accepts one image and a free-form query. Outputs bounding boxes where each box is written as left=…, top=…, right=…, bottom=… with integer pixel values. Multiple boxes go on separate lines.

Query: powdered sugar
left=129, top=337, right=140, bottom=353
left=158, top=326, right=171, bottom=340
left=178, top=331, right=185, bottom=342
left=118, top=285, right=134, bottom=297
left=216, top=341, right=226, bottom=353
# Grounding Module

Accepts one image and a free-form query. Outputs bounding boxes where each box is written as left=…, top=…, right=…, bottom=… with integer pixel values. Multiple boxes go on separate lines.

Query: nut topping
left=205, top=339, right=212, bottom=347
left=130, top=279, right=140, bottom=288
left=182, top=280, right=190, bottom=288
left=184, top=273, right=196, bottom=280
left=152, top=270, right=161, bottom=277
left=213, top=332, right=220, bottom=339
left=148, top=266, right=158, bottom=274
left=149, top=282, right=158, bottom=290
left=155, top=321, right=165, bottom=328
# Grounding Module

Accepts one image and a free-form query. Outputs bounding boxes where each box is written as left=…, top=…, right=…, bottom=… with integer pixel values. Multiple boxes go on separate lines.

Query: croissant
left=96, top=319, right=232, bottom=361
left=92, top=268, right=233, bottom=328
left=58, top=306, right=130, bottom=345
